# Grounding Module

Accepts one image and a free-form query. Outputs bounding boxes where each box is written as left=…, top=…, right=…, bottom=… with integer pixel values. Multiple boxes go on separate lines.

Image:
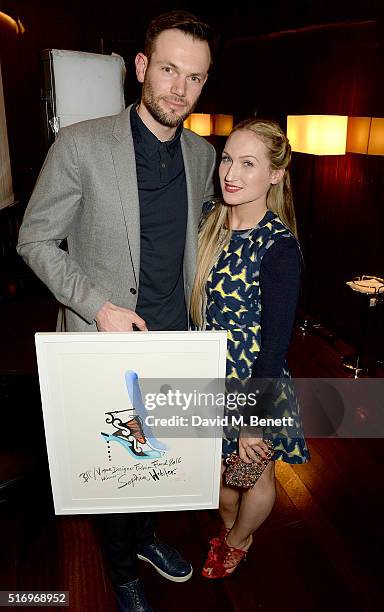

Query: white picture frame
left=35, top=331, right=227, bottom=515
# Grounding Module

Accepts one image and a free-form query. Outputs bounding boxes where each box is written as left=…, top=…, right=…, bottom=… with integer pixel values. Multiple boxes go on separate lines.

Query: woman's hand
left=239, top=429, right=270, bottom=464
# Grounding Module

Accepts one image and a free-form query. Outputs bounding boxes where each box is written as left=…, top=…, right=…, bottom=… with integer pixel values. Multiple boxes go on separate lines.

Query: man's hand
left=95, top=301, right=147, bottom=332
left=239, top=429, right=270, bottom=464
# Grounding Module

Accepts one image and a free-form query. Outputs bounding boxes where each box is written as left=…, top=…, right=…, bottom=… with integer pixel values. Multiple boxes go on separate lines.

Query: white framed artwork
left=35, top=331, right=227, bottom=515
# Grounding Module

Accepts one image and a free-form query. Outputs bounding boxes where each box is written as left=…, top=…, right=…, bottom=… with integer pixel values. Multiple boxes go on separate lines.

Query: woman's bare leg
left=226, top=461, right=276, bottom=550
left=203, top=461, right=276, bottom=577
left=218, top=461, right=241, bottom=529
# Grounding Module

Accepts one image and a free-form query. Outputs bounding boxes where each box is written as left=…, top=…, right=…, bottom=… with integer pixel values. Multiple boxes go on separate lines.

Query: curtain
left=0, top=61, right=14, bottom=209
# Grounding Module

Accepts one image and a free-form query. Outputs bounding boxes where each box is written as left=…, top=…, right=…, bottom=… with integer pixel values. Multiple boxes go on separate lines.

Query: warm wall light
left=212, top=114, right=233, bottom=136
left=16, top=18, right=25, bottom=34
left=0, top=11, right=25, bottom=34
left=287, top=115, right=348, bottom=155
left=368, top=118, right=384, bottom=155
left=183, top=113, right=234, bottom=137
left=346, top=117, right=384, bottom=155
left=184, top=113, right=211, bottom=136
left=346, top=117, right=371, bottom=153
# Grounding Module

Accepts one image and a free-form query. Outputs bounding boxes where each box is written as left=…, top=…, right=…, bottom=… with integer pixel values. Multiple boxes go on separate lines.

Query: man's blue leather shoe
left=137, top=540, right=193, bottom=582
left=114, top=578, right=154, bottom=612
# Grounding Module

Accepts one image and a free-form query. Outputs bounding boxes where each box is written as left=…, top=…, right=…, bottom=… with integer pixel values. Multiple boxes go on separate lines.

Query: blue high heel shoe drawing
left=124, top=370, right=167, bottom=452
left=100, top=432, right=163, bottom=460
left=101, top=370, right=167, bottom=461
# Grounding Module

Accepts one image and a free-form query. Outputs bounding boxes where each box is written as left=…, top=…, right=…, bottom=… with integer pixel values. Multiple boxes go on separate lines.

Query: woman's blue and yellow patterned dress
left=204, top=208, right=309, bottom=464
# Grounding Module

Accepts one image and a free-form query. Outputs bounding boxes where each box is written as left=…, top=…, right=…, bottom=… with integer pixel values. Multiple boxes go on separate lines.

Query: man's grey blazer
left=17, top=105, right=216, bottom=331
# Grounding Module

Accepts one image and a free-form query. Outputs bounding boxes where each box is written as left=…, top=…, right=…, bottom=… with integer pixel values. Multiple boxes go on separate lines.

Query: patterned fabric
left=203, top=204, right=309, bottom=464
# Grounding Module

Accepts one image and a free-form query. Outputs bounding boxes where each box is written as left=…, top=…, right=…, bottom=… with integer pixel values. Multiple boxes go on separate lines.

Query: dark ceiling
left=1, top=0, right=382, bottom=49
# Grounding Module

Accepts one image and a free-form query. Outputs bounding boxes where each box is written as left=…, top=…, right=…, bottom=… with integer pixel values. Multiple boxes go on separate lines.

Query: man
left=17, top=11, right=216, bottom=612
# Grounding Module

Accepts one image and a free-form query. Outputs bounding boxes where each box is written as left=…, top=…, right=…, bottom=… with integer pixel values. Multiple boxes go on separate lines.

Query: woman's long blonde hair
left=190, top=117, right=297, bottom=328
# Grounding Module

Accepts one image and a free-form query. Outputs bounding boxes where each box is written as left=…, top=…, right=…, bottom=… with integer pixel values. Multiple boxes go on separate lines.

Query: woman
left=190, top=118, right=310, bottom=579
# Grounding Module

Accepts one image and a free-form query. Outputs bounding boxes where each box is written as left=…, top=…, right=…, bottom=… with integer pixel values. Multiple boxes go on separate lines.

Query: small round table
left=342, top=276, right=384, bottom=377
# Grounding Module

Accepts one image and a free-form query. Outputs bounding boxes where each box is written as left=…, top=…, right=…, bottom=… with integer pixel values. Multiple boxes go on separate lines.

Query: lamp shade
left=212, top=114, right=233, bottom=136
left=368, top=118, right=384, bottom=155
left=346, top=117, right=371, bottom=153
left=185, top=113, right=211, bottom=136
left=0, top=11, right=25, bottom=34
left=346, top=117, right=384, bottom=155
left=287, top=115, right=348, bottom=155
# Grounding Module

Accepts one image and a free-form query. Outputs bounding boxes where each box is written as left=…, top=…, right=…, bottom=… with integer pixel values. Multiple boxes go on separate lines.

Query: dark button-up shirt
left=130, top=105, right=188, bottom=330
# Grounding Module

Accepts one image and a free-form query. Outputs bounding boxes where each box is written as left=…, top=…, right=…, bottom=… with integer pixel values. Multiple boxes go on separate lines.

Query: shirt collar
left=130, top=104, right=183, bottom=158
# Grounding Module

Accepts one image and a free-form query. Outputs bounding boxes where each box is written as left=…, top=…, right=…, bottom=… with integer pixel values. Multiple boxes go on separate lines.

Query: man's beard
left=141, top=78, right=195, bottom=128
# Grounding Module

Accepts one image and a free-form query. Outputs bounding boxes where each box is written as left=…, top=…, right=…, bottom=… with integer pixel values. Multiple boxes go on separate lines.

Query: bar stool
left=342, top=276, right=384, bottom=377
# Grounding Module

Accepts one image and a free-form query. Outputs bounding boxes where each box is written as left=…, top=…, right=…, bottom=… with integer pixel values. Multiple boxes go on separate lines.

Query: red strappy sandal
left=201, top=525, right=230, bottom=577
left=202, top=536, right=251, bottom=579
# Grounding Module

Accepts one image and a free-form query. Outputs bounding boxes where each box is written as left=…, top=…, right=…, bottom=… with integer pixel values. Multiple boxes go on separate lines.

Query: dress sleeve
left=252, top=236, right=301, bottom=378
left=241, top=237, right=301, bottom=425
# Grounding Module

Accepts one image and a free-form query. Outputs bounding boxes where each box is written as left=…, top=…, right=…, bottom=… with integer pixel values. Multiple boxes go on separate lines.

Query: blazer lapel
left=110, top=105, right=140, bottom=282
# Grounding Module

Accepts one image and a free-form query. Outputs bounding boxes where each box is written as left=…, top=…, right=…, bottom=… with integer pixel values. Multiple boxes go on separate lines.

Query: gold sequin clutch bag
left=224, top=440, right=275, bottom=489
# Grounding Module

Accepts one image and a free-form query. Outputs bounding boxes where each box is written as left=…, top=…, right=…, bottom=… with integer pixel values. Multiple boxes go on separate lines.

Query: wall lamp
left=346, top=117, right=384, bottom=155
left=184, top=113, right=233, bottom=137
left=0, top=11, right=25, bottom=34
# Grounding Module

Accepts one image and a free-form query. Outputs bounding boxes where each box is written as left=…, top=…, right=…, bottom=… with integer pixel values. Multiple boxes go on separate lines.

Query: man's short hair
left=144, top=10, right=217, bottom=63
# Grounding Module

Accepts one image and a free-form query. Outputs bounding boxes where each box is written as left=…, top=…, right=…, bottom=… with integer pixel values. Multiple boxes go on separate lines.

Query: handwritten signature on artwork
left=79, top=457, right=183, bottom=489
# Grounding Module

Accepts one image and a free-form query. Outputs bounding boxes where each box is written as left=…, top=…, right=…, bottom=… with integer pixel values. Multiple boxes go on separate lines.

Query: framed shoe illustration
left=35, top=331, right=227, bottom=515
